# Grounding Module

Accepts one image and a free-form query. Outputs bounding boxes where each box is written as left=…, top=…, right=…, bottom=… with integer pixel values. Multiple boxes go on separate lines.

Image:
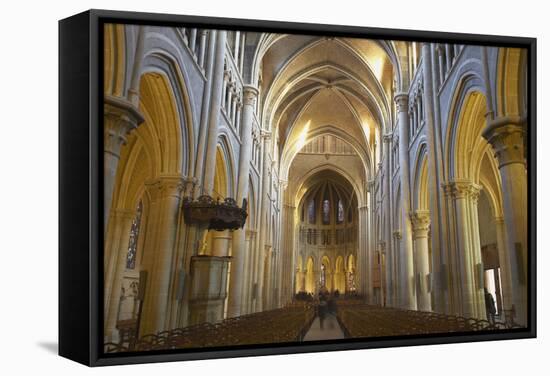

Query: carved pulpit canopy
left=183, top=195, right=248, bottom=231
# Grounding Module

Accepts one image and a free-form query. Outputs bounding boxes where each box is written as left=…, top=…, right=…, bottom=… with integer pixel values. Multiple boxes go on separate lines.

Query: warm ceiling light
left=369, top=55, right=385, bottom=81
left=295, top=120, right=311, bottom=150
left=363, top=122, right=371, bottom=143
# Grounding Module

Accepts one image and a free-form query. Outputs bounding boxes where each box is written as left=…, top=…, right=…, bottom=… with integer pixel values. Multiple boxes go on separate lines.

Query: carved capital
left=383, top=133, right=393, bottom=143
left=242, top=85, right=259, bottom=106
left=394, top=93, right=409, bottom=113
left=145, top=175, right=187, bottom=202
left=482, top=116, right=526, bottom=168
left=104, top=96, right=144, bottom=157
left=442, top=179, right=482, bottom=200
left=392, top=230, right=402, bottom=240
left=410, top=210, right=431, bottom=238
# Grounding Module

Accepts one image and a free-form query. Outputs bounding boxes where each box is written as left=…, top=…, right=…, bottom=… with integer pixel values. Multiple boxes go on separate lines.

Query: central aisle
left=303, top=313, right=346, bottom=341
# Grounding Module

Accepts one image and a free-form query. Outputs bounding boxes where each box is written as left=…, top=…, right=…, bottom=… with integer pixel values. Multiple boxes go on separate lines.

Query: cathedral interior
left=102, top=24, right=528, bottom=351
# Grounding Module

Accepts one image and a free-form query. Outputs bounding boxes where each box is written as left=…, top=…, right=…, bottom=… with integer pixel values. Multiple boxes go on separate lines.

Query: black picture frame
left=59, top=9, right=537, bottom=367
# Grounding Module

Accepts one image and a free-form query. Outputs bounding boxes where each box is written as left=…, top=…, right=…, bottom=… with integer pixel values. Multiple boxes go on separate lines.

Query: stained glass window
left=322, top=199, right=330, bottom=224
left=308, top=200, right=315, bottom=224
left=337, top=199, right=344, bottom=223
left=126, top=201, right=143, bottom=270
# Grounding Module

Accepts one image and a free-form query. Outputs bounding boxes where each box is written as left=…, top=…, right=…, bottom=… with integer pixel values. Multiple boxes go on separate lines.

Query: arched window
left=308, top=200, right=316, bottom=224
left=322, top=199, right=330, bottom=224
left=337, top=199, right=344, bottom=224
left=126, top=201, right=143, bottom=270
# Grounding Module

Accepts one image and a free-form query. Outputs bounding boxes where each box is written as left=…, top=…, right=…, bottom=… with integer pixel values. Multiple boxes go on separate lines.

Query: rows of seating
left=105, top=303, right=316, bottom=353
left=335, top=301, right=523, bottom=338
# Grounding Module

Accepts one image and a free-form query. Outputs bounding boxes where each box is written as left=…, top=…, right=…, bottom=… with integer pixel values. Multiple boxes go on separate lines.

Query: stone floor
left=303, top=313, right=346, bottom=341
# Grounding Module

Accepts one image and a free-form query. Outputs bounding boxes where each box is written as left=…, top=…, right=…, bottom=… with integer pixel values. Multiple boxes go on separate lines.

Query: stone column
left=443, top=180, right=485, bottom=319
left=231, top=91, right=238, bottom=126
left=437, top=45, right=446, bottom=83
left=357, top=205, right=369, bottom=298
left=254, top=133, right=272, bottom=311
left=235, top=100, right=242, bottom=133
left=103, top=209, right=135, bottom=341
left=280, top=199, right=296, bottom=306
left=103, top=96, right=144, bottom=232
left=260, top=247, right=269, bottom=308
left=189, top=29, right=198, bottom=55
left=445, top=44, right=453, bottom=72
left=202, top=31, right=227, bottom=194
left=241, top=230, right=255, bottom=314
left=227, top=86, right=259, bottom=317
left=193, top=30, right=217, bottom=192
left=211, top=230, right=232, bottom=257
left=392, top=230, right=402, bottom=306
left=226, top=83, right=233, bottom=116
left=394, top=93, right=416, bottom=311
left=483, top=117, right=527, bottom=325
left=198, top=30, right=208, bottom=68
left=422, top=43, right=450, bottom=314
left=300, top=265, right=306, bottom=292
left=410, top=210, right=432, bottom=311
left=378, top=241, right=386, bottom=306
left=139, top=176, right=185, bottom=335
left=382, top=134, right=394, bottom=307
left=495, top=217, right=514, bottom=316
left=367, top=183, right=376, bottom=304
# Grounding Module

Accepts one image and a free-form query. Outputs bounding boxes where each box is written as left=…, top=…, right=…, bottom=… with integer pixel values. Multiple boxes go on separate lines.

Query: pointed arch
left=496, top=48, right=528, bottom=118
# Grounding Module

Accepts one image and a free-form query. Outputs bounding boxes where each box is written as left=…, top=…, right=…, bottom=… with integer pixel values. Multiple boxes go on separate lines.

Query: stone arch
left=281, top=126, right=372, bottom=184
left=266, top=61, right=389, bottom=136
left=412, top=143, right=430, bottom=211
left=334, top=255, right=346, bottom=293
left=496, top=48, right=528, bottom=118
left=293, top=164, right=364, bottom=208
left=446, top=90, right=488, bottom=181
left=213, top=134, right=237, bottom=199
left=203, top=145, right=235, bottom=259
left=104, top=23, right=126, bottom=97
left=140, top=52, right=196, bottom=176
left=442, top=83, right=508, bottom=320
left=247, top=176, right=256, bottom=229
left=320, top=255, right=332, bottom=292
left=251, top=35, right=401, bottom=114
left=111, top=72, right=187, bottom=215
left=104, top=70, right=189, bottom=341
left=213, top=146, right=229, bottom=199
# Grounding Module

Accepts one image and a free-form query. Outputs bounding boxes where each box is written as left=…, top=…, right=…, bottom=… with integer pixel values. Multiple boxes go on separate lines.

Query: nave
left=105, top=297, right=521, bottom=353
left=103, top=25, right=529, bottom=348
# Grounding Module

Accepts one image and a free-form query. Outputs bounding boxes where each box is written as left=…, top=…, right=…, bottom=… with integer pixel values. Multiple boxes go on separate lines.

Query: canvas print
left=102, top=23, right=529, bottom=353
